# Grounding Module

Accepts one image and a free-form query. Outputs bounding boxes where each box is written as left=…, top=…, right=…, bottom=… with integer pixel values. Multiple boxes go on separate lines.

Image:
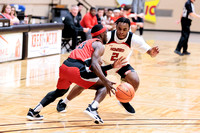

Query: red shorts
left=57, top=60, right=98, bottom=89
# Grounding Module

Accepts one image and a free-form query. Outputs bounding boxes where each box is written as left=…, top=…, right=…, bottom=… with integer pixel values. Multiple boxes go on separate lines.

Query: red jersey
left=69, top=38, right=99, bottom=65
left=80, top=12, right=98, bottom=29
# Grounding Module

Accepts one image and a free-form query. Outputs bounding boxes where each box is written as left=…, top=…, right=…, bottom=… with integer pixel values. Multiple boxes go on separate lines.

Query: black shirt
left=182, top=0, right=195, bottom=20
left=62, top=12, right=83, bottom=38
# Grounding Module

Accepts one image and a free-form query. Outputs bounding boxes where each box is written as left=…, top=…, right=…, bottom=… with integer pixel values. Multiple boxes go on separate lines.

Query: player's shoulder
left=92, top=40, right=103, bottom=48
left=131, top=33, right=141, bottom=40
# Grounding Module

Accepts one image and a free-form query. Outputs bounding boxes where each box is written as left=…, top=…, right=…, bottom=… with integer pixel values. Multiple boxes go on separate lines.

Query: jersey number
left=111, top=52, right=119, bottom=61
left=77, top=41, right=86, bottom=49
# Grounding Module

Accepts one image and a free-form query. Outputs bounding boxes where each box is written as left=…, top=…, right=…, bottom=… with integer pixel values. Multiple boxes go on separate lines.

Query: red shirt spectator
left=80, top=7, right=98, bottom=29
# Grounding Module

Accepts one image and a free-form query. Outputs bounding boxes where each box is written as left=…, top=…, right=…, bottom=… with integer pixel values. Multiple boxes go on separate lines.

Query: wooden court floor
left=0, top=32, right=200, bottom=132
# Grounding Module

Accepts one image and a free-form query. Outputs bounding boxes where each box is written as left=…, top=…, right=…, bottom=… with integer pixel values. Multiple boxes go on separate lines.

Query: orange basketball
left=116, top=82, right=135, bottom=103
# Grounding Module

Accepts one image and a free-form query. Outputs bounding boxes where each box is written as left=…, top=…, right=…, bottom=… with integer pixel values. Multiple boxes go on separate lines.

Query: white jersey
left=102, top=30, right=151, bottom=65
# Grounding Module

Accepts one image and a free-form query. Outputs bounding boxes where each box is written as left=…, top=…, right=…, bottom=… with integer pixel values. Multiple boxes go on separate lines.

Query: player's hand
left=112, top=56, right=127, bottom=68
left=105, top=80, right=116, bottom=97
left=147, top=46, right=159, bottom=57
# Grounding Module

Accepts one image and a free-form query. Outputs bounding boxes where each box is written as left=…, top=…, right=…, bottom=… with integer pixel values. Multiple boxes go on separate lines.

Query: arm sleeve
left=101, top=64, right=113, bottom=76
left=131, top=34, right=151, bottom=53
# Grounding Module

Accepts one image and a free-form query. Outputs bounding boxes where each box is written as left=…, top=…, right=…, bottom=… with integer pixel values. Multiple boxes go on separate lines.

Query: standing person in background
left=112, top=8, right=121, bottom=22
left=123, top=5, right=137, bottom=33
left=102, top=8, right=115, bottom=31
left=77, top=2, right=84, bottom=23
left=175, top=0, right=200, bottom=56
left=131, top=0, right=145, bottom=37
left=80, top=7, right=98, bottom=39
left=96, top=8, right=104, bottom=24
left=10, top=6, right=20, bottom=25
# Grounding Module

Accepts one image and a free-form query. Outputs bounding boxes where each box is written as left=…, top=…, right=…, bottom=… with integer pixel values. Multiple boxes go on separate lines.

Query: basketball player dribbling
left=26, top=24, right=127, bottom=124
left=56, top=17, right=159, bottom=115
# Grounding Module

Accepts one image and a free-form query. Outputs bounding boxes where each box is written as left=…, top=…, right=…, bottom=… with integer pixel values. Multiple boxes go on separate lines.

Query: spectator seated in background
left=62, top=5, right=89, bottom=50
left=112, top=8, right=121, bottom=22
left=96, top=8, right=104, bottom=24
left=1, top=4, right=20, bottom=25
left=10, top=6, right=20, bottom=25
left=80, top=7, right=98, bottom=39
left=10, top=4, right=26, bottom=24
left=1, top=4, right=13, bottom=24
left=102, top=8, right=115, bottom=31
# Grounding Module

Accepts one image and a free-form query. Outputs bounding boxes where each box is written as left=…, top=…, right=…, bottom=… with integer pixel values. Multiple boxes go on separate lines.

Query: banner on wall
left=0, top=33, right=23, bottom=63
left=145, top=0, right=160, bottom=23
left=27, top=30, right=61, bottom=58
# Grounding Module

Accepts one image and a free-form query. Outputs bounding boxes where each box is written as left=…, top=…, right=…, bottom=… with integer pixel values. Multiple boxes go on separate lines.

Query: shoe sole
left=26, top=116, right=44, bottom=121
left=57, top=109, right=66, bottom=113
left=83, top=110, right=103, bottom=124
left=118, top=101, right=135, bottom=115
left=174, top=51, right=183, bottom=56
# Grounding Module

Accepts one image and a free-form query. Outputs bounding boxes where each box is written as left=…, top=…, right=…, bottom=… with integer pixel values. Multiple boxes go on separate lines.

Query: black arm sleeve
left=101, top=64, right=113, bottom=76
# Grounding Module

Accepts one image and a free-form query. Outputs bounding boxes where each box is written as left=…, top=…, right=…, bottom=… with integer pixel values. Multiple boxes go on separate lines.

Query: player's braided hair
left=115, top=17, right=130, bottom=27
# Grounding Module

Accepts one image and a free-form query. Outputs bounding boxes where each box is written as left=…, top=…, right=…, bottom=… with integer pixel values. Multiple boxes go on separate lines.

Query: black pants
left=71, top=30, right=86, bottom=50
left=176, top=17, right=192, bottom=53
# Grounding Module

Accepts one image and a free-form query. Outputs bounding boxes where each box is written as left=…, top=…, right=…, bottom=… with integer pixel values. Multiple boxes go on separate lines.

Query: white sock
left=91, top=100, right=99, bottom=109
left=62, top=97, right=70, bottom=104
left=33, top=103, right=43, bottom=112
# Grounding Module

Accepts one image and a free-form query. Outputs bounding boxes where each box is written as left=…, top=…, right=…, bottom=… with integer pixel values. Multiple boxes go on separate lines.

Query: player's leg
left=130, top=24, right=137, bottom=33
left=117, top=64, right=138, bottom=114
left=182, top=22, right=191, bottom=55
left=57, top=85, right=85, bottom=112
left=137, top=17, right=144, bottom=36
left=175, top=18, right=187, bottom=55
left=27, top=89, right=69, bottom=120
left=84, top=79, right=107, bottom=124
left=27, top=64, right=71, bottom=121
left=58, top=79, right=106, bottom=124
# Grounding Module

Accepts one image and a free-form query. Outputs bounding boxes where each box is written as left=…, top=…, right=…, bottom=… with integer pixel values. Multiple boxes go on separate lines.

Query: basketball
left=115, top=82, right=135, bottom=103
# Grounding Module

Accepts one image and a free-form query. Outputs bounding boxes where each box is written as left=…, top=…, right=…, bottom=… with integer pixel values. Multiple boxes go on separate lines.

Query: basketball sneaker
left=84, top=104, right=104, bottom=124
left=26, top=108, right=44, bottom=121
left=182, top=51, right=191, bottom=55
left=119, top=102, right=135, bottom=114
left=57, top=99, right=67, bottom=112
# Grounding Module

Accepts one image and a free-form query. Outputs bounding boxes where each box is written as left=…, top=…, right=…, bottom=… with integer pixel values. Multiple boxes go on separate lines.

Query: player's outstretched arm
left=101, top=56, right=127, bottom=74
left=147, top=46, right=160, bottom=57
left=189, top=12, right=200, bottom=18
left=91, top=42, right=116, bottom=96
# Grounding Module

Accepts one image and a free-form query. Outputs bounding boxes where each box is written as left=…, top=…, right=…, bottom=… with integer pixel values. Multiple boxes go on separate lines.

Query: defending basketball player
left=26, top=24, right=127, bottom=124
left=56, top=17, right=159, bottom=115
